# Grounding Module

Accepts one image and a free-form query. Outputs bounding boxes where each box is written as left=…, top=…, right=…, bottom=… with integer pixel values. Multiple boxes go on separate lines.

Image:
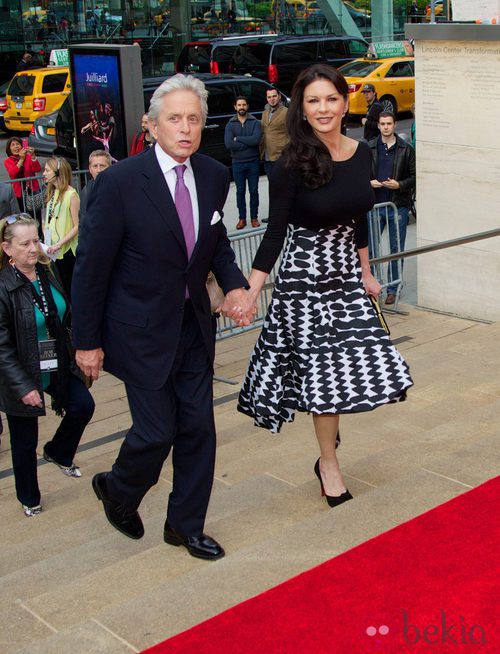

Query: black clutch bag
left=369, top=295, right=390, bottom=335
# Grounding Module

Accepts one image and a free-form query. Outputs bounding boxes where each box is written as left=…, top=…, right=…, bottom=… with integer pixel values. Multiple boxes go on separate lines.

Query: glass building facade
left=0, top=1, right=446, bottom=82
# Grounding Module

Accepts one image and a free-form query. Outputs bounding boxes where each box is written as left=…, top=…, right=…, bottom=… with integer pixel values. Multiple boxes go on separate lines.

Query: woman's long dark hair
left=284, top=64, right=349, bottom=189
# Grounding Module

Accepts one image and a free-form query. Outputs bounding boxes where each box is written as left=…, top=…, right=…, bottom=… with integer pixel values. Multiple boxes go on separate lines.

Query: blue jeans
left=232, top=160, right=260, bottom=220
left=7, top=375, right=95, bottom=507
left=375, top=206, right=409, bottom=295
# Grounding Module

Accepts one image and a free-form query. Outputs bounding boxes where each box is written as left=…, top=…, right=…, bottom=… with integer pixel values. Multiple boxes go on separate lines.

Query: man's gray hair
left=148, top=74, right=208, bottom=126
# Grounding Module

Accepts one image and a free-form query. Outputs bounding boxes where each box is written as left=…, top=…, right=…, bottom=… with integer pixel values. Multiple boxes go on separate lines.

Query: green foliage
left=247, top=2, right=273, bottom=19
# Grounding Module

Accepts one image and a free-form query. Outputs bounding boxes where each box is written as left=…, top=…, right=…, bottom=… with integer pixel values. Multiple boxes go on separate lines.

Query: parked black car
left=28, top=108, right=58, bottom=155
left=55, top=74, right=287, bottom=168
left=231, top=34, right=368, bottom=94
left=175, top=34, right=281, bottom=74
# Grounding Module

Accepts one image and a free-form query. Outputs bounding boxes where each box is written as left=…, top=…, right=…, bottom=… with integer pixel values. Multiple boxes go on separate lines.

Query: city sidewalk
left=0, top=299, right=498, bottom=653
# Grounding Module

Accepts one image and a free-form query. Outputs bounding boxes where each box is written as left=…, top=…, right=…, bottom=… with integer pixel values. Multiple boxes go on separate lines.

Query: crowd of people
left=0, top=69, right=414, bottom=562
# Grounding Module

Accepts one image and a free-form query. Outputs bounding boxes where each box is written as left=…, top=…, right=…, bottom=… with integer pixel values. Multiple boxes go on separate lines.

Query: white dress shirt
left=154, top=144, right=200, bottom=240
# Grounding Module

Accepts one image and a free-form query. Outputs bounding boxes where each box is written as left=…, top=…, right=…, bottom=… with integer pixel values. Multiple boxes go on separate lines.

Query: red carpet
left=143, top=477, right=498, bottom=653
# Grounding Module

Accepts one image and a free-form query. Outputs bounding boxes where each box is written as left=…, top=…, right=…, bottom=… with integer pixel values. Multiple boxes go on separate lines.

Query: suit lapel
left=140, top=149, right=187, bottom=257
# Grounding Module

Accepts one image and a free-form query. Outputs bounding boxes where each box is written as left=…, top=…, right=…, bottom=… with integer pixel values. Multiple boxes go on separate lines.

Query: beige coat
left=260, top=104, right=289, bottom=162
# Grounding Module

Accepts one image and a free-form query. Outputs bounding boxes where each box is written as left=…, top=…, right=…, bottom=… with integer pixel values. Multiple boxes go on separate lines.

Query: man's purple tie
left=174, top=164, right=195, bottom=259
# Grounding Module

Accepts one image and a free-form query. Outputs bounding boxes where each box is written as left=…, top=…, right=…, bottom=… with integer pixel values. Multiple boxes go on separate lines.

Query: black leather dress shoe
left=164, top=523, right=225, bottom=560
left=92, top=473, right=144, bottom=540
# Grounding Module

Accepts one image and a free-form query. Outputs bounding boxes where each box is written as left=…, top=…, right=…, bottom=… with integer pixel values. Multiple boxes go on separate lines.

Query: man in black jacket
left=361, top=83, right=384, bottom=142
left=369, top=111, right=416, bottom=305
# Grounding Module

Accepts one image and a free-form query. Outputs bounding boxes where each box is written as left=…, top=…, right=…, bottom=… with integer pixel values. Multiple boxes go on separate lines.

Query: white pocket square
left=210, top=211, right=222, bottom=225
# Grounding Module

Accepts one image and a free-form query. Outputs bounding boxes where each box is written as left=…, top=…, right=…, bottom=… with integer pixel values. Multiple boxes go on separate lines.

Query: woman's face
left=9, top=140, right=22, bottom=156
left=2, top=224, right=40, bottom=271
left=43, top=163, right=57, bottom=185
left=302, top=79, right=348, bottom=139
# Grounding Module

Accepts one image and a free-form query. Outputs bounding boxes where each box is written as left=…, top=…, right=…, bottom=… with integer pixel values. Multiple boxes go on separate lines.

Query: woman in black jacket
left=0, top=213, right=95, bottom=517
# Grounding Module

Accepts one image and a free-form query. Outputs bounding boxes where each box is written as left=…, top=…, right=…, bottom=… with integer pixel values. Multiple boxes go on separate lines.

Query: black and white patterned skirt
left=237, top=224, right=413, bottom=433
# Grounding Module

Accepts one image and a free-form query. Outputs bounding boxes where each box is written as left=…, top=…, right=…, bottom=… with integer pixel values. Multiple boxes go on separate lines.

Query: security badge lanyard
left=30, top=270, right=58, bottom=372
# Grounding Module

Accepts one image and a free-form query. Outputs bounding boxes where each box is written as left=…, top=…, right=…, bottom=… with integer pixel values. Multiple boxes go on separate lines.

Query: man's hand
left=76, top=348, right=105, bottom=381
left=370, top=179, right=383, bottom=188
left=221, top=288, right=256, bottom=326
left=382, top=178, right=400, bottom=189
left=361, top=117, right=367, bottom=125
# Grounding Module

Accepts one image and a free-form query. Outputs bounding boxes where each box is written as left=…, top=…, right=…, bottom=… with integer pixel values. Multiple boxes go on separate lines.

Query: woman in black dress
left=237, top=64, right=413, bottom=507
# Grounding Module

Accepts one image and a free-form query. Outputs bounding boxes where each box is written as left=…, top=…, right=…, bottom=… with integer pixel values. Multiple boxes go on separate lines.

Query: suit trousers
left=7, top=374, right=95, bottom=507
left=107, top=301, right=217, bottom=536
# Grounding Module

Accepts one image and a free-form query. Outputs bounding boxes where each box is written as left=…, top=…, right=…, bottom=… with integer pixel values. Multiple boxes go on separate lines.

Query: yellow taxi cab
left=425, top=1, right=444, bottom=21
left=4, top=65, right=71, bottom=133
left=338, top=41, right=414, bottom=116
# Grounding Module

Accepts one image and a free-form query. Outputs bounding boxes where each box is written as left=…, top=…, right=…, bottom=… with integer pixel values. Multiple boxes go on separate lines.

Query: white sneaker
left=61, top=463, right=82, bottom=478
left=23, top=504, right=43, bottom=517
left=43, top=448, right=81, bottom=478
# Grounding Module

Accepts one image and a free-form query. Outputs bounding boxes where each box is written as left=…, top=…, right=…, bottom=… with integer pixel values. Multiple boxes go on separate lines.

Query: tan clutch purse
left=206, top=272, right=224, bottom=314
left=369, top=295, right=391, bottom=335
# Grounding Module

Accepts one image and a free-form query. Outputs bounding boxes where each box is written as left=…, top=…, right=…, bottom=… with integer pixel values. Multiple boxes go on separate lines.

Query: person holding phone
left=4, top=137, right=42, bottom=213
left=368, top=111, right=416, bottom=305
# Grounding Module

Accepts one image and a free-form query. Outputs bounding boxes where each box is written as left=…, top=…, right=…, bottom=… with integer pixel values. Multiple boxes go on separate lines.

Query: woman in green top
left=43, top=156, right=80, bottom=298
left=0, top=213, right=94, bottom=517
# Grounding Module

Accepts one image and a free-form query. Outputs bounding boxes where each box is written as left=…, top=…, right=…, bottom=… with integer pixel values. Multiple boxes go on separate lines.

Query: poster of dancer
left=71, top=51, right=127, bottom=167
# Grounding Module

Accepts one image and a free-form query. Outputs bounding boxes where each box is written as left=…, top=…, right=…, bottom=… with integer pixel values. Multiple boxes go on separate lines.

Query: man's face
left=89, top=155, right=110, bottom=179
left=149, top=89, right=203, bottom=163
left=235, top=99, right=249, bottom=116
left=266, top=90, right=280, bottom=108
left=141, top=114, right=149, bottom=133
left=362, top=90, right=375, bottom=106
left=378, top=116, right=396, bottom=138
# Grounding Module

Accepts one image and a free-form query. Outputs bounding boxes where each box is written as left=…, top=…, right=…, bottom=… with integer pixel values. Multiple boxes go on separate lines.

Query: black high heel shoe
left=314, top=459, right=353, bottom=508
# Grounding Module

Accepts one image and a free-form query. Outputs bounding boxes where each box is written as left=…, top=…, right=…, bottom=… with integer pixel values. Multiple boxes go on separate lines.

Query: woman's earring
left=9, top=257, right=15, bottom=266
left=303, top=114, right=307, bottom=121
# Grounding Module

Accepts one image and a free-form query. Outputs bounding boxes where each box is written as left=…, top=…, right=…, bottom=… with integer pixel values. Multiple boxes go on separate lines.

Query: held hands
left=76, top=348, right=105, bottom=381
left=21, top=389, right=43, bottom=408
left=221, top=288, right=257, bottom=327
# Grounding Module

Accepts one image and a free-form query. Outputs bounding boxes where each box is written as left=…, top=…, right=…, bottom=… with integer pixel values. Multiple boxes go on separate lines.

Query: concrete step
left=0, top=308, right=498, bottom=653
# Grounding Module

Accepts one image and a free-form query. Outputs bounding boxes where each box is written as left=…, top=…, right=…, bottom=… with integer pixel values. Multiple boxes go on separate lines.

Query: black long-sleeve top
left=253, top=141, right=375, bottom=273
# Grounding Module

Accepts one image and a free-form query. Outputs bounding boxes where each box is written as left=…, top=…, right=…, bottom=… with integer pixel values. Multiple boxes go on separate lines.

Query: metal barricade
left=215, top=226, right=280, bottom=341
left=3, top=171, right=90, bottom=219
left=368, top=201, right=404, bottom=311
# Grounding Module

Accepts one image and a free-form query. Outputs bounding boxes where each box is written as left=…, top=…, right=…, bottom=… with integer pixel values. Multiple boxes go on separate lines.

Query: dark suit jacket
left=71, top=147, right=247, bottom=389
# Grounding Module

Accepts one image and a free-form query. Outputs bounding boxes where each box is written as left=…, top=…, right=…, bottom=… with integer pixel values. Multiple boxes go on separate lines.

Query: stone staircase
left=1, top=306, right=498, bottom=653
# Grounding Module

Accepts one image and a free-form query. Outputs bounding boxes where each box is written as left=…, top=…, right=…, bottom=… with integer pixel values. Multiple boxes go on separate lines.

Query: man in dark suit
left=71, top=75, right=252, bottom=560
